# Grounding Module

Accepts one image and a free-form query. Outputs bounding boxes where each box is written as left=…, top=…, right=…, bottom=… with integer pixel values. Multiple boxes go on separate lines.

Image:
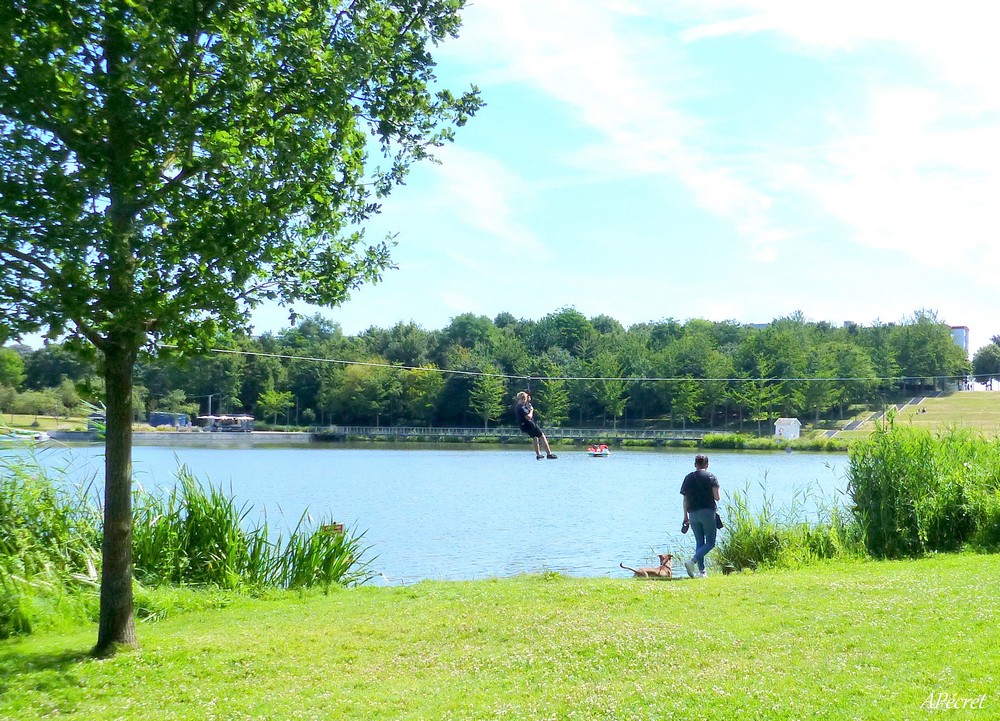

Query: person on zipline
left=514, top=391, right=557, bottom=460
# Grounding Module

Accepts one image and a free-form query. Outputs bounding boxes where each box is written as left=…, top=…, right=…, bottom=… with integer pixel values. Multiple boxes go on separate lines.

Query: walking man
left=680, top=454, right=721, bottom=577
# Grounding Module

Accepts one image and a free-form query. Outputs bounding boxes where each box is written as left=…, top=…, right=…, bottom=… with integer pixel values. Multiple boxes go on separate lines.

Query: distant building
left=774, top=418, right=801, bottom=440
left=951, top=326, right=970, bottom=355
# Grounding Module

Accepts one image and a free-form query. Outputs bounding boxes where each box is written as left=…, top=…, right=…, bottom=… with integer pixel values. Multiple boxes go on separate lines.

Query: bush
left=700, top=433, right=751, bottom=449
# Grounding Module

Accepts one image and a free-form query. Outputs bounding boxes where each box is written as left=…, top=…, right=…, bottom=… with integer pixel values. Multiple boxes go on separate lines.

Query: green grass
left=1, top=555, right=997, bottom=720
left=1, top=414, right=87, bottom=432
left=854, top=391, right=1000, bottom=436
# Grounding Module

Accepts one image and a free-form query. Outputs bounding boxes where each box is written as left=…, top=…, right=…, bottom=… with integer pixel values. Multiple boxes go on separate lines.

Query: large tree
left=0, top=0, right=479, bottom=653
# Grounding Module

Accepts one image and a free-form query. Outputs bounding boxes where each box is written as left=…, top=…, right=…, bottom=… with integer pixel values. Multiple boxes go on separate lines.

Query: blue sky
left=249, top=1, right=1000, bottom=354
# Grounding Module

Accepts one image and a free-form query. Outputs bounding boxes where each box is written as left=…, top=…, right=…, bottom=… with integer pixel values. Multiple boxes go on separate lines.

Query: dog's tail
left=619, top=562, right=639, bottom=574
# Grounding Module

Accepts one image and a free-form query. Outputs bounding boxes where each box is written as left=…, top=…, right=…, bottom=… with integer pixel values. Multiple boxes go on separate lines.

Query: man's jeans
left=689, top=508, right=718, bottom=573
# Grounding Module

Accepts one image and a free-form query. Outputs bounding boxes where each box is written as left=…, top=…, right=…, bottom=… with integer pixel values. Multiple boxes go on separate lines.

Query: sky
left=251, top=1, right=1000, bottom=356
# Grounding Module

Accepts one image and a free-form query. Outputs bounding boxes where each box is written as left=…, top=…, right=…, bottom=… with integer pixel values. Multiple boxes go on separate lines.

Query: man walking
left=680, top=454, right=721, bottom=577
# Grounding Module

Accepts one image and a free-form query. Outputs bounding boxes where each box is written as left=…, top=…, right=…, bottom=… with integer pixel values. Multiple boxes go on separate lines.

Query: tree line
left=2, top=307, right=978, bottom=432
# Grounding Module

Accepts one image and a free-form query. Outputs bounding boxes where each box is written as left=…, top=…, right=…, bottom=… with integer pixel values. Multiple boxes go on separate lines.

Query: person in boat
left=514, top=391, right=557, bottom=460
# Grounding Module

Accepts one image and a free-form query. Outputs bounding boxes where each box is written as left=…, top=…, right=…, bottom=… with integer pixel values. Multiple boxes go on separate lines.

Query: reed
left=847, top=420, right=1000, bottom=556
left=131, top=466, right=372, bottom=590
left=0, top=452, right=101, bottom=638
left=716, top=483, right=863, bottom=571
left=1, top=456, right=370, bottom=638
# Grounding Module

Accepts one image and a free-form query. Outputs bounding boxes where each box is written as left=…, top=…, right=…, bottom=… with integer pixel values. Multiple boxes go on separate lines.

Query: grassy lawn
left=839, top=392, right=1000, bottom=439
left=2, top=554, right=996, bottom=720
left=1, top=413, right=87, bottom=432
left=895, top=392, right=1000, bottom=435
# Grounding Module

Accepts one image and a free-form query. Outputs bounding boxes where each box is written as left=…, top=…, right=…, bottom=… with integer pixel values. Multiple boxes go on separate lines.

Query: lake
left=12, top=443, right=850, bottom=583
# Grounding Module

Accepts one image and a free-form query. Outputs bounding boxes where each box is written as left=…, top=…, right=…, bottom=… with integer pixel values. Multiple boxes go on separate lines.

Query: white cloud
left=445, top=0, right=789, bottom=259
left=672, top=1, right=1000, bottom=284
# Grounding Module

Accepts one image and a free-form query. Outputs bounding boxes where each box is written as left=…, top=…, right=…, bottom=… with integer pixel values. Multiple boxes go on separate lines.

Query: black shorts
left=520, top=422, right=543, bottom=439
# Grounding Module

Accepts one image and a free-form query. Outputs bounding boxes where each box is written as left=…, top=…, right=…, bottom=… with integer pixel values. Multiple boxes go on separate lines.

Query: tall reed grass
left=132, top=466, right=372, bottom=591
left=0, top=452, right=101, bottom=638
left=715, top=482, right=864, bottom=571
left=1, top=454, right=370, bottom=639
left=847, top=421, right=1000, bottom=557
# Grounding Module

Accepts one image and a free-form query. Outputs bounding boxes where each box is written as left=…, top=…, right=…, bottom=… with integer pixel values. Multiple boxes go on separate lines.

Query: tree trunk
left=95, top=340, right=138, bottom=654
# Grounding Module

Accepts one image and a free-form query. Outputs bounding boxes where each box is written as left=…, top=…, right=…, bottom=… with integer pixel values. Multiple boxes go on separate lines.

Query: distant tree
left=13, top=389, right=61, bottom=420
left=0, top=0, right=480, bottom=653
left=0, top=385, right=15, bottom=416
left=493, top=311, right=518, bottom=329
left=468, top=365, right=506, bottom=430
left=0, top=347, right=25, bottom=388
left=56, top=378, right=81, bottom=418
left=892, top=310, right=970, bottom=390
left=334, top=362, right=401, bottom=425
left=157, top=389, right=198, bottom=417
left=545, top=307, right=597, bottom=355
left=801, top=346, right=840, bottom=424
left=22, top=345, right=92, bottom=390
left=590, top=314, right=624, bottom=336
left=734, top=355, right=784, bottom=435
left=973, top=343, right=1000, bottom=384
left=672, top=378, right=704, bottom=429
left=589, top=352, right=628, bottom=429
left=831, top=343, right=877, bottom=417
left=439, top=314, right=497, bottom=355
left=258, top=388, right=294, bottom=426
left=534, top=363, right=570, bottom=429
left=364, top=322, right=434, bottom=368
left=400, top=366, right=445, bottom=426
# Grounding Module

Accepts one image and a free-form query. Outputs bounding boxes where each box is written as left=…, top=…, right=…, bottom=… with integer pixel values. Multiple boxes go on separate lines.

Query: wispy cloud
left=445, top=0, right=789, bottom=259
left=677, top=1, right=1000, bottom=283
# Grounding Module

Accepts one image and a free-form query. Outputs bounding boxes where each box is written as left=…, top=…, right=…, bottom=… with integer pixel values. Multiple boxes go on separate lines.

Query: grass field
left=1, top=413, right=87, bottom=432
left=1, top=554, right=996, bottom=720
left=892, top=391, right=1000, bottom=435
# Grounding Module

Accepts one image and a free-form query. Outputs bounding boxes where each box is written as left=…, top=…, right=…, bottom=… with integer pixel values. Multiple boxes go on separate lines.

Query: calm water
left=12, top=443, right=849, bottom=583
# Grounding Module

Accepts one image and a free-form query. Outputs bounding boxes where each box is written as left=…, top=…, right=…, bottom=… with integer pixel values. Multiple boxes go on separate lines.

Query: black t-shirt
left=514, top=403, right=533, bottom=426
left=679, top=469, right=719, bottom=512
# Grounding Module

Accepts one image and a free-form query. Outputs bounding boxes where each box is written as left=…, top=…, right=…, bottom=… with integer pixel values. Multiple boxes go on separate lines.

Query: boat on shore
left=0, top=426, right=51, bottom=446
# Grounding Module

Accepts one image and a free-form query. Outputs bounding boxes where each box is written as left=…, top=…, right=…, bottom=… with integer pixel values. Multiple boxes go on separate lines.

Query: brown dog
left=620, top=553, right=673, bottom=578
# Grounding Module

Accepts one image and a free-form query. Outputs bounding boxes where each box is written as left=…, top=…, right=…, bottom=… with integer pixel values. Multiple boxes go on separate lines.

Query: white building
left=774, top=418, right=801, bottom=440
